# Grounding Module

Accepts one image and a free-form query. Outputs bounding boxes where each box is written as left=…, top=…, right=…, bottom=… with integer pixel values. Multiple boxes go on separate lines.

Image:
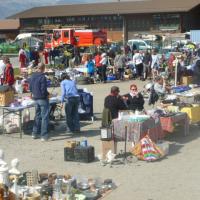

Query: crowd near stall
left=1, top=32, right=200, bottom=199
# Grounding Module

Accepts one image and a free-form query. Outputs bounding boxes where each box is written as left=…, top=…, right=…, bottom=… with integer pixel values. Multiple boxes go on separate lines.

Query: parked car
left=127, top=39, right=151, bottom=51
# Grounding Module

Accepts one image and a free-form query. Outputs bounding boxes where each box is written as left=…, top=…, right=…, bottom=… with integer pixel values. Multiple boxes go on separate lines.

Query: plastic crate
left=74, top=146, right=95, bottom=163
left=64, top=147, right=75, bottom=161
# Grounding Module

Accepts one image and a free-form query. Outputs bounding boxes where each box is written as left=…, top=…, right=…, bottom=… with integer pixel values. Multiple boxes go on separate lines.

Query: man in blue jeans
left=29, top=63, right=49, bottom=141
left=61, top=73, right=80, bottom=133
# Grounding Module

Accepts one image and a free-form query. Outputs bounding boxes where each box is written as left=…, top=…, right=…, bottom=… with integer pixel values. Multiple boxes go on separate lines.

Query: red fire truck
left=45, top=28, right=107, bottom=49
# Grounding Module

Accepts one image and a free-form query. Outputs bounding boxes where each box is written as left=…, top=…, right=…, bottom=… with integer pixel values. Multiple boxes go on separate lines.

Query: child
left=87, top=54, right=95, bottom=77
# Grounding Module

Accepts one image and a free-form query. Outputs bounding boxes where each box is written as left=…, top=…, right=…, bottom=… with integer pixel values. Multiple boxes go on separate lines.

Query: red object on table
left=160, top=113, right=189, bottom=136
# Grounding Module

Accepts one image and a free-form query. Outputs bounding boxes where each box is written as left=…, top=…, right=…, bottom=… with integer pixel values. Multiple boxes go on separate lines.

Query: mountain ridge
left=0, top=0, right=99, bottom=19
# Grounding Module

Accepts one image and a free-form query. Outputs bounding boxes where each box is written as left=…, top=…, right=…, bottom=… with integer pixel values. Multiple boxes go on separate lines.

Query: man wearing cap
left=29, top=63, right=49, bottom=141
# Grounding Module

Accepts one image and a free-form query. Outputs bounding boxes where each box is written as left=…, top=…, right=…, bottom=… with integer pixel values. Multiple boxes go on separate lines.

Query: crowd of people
left=16, top=41, right=200, bottom=87
left=0, top=40, right=200, bottom=141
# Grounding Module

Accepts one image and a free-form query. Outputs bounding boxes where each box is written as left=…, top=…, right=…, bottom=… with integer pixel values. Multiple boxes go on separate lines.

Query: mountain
left=0, top=0, right=107, bottom=19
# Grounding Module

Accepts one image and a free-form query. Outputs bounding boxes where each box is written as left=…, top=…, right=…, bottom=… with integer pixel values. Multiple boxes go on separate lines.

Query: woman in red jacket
left=4, top=57, right=15, bottom=86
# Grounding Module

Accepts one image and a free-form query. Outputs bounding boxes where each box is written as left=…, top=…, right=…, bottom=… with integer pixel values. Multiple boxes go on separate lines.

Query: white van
left=127, top=39, right=151, bottom=51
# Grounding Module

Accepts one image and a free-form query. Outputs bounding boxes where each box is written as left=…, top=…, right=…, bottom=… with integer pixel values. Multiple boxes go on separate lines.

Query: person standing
left=151, top=49, right=160, bottom=80
left=0, top=57, right=6, bottom=85
left=29, top=63, right=49, bottom=141
left=61, top=73, right=80, bottom=133
left=3, top=57, right=14, bottom=87
left=132, top=50, right=143, bottom=79
left=94, top=52, right=102, bottom=81
left=114, top=50, right=126, bottom=80
left=87, top=54, right=95, bottom=77
left=43, top=49, right=49, bottom=65
left=143, top=50, right=152, bottom=80
left=100, top=52, right=108, bottom=83
left=19, top=48, right=27, bottom=69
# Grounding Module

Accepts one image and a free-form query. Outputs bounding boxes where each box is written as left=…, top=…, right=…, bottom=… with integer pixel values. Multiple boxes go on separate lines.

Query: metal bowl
left=77, top=182, right=90, bottom=190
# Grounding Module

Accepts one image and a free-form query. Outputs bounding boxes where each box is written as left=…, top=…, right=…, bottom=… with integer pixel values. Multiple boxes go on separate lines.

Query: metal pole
left=175, top=57, right=178, bottom=86
left=123, top=126, right=127, bottom=162
left=123, top=16, right=127, bottom=46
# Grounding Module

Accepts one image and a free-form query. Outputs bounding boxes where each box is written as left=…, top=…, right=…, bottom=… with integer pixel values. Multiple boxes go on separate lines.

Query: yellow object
left=181, top=76, right=192, bottom=85
left=181, top=106, right=200, bottom=123
left=0, top=90, right=14, bottom=106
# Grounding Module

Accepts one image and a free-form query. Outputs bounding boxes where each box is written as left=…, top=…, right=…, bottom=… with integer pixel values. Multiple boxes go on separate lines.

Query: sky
left=0, top=0, right=117, bottom=19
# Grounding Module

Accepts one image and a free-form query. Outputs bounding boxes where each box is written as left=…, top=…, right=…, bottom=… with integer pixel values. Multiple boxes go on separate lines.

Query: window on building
left=64, top=31, right=69, bottom=38
left=38, top=18, right=43, bottom=25
left=152, top=13, right=180, bottom=30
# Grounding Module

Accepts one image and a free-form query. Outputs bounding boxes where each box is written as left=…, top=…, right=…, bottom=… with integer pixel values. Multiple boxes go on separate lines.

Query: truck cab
left=52, top=29, right=76, bottom=47
left=50, top=28, right=107, bottom=48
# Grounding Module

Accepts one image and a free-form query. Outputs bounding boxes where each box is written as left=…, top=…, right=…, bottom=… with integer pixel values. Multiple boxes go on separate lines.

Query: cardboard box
left=181, top=76, right=192, bottom=85
left=65, top=141, right=79, bottom=148
left=102, top=140, right=117, bottom=159
left=0, top=90, right=14, bottom=106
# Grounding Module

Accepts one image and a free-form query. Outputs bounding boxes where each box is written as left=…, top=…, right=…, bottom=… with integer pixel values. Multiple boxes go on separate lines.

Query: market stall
left=162, top=87, right=200, bottom=123
left=112, top=114, right=164, bottom=144
left=159, top=112, right=189, bottom=135
left=0, top=96, right=61, bottom=138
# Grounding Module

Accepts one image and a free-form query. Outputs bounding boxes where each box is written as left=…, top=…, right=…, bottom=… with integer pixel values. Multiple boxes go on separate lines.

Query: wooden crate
left=102, top=140, right=117, bottom=159
left=0, top=90, right=14, bottom=106
left=181, top=76, right=193, bottom=85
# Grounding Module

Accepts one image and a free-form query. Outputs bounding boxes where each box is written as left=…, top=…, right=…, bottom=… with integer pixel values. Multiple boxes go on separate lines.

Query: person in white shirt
left=0, top=57, right=6, bottom=85
left=151, top=50, right=160, bottom=80
left=100, top=52, right=108, bottom=83
left=133, top=50, right=143, bottom=79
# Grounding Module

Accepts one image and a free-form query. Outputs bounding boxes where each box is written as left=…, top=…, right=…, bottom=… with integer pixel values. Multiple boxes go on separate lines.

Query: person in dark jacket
left=192, top=56, right=200, bottom=85
left=103, top=86, right=127, bottom=120
left=143, top=50, right=152, bottom=80
left=29, top=63, right=49, bottom=141
left=123, top=84, right=144, bottom=111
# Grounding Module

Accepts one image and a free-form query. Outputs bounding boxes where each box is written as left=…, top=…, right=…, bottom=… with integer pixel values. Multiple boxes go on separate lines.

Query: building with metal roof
left=8, top=0, right=200, bottom=41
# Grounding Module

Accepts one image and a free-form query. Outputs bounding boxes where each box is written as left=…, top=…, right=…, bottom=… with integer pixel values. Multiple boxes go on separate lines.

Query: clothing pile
left=132, top=135, right=164, bottom=161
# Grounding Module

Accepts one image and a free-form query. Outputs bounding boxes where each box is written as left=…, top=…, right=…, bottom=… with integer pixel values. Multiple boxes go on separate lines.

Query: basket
left=26, top=193, right=40, bottom=200
left=0, top=90, right=14, bottom=106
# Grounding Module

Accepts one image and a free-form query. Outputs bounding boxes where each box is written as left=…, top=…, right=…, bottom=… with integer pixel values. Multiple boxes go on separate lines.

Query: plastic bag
left=15, top=80, right=23, bottom=94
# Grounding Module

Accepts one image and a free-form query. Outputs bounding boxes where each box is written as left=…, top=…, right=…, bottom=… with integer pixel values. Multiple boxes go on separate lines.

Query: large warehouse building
left=9, top=0, right=200, bottom=41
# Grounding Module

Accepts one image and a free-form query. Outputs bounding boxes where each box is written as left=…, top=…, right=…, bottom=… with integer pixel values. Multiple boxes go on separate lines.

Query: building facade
left=9, top=0, right=200, bottom=41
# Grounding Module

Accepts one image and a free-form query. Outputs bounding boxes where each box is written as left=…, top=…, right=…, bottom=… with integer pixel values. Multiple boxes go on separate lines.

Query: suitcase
left=74, top=146, right=95, bottom=163
left=78, top=91, right=93, bottom=120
